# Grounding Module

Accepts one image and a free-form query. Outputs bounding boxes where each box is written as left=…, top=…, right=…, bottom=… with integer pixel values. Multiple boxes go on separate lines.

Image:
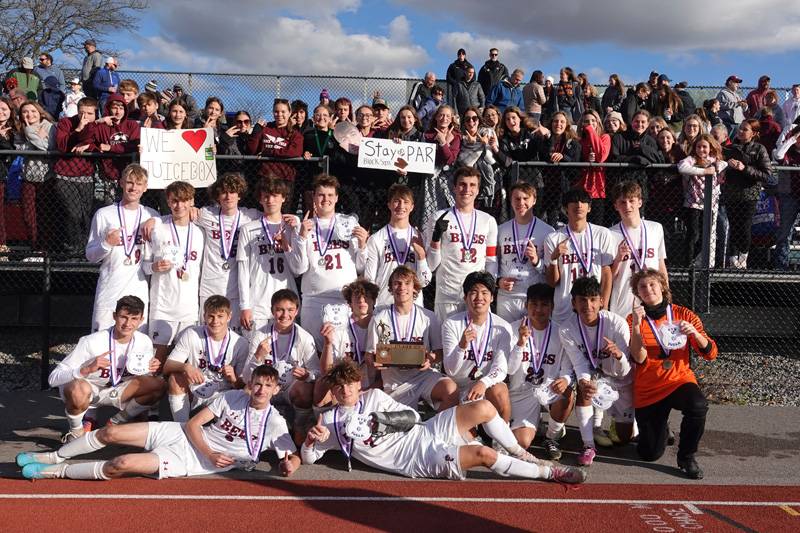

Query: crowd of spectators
left=2, top=43, right=800, bottom=270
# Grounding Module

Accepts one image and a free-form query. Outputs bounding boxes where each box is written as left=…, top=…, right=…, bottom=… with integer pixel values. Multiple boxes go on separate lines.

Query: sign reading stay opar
left=357, top=138, right=435, bottom=174
left=140, top=127, right=217, bottom=189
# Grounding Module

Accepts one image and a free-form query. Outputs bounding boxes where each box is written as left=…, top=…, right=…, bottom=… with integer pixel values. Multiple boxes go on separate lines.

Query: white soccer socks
left=575, top=405, right=594, bottom=448
left=109, top=399, right=150, bottom=424
left=168, top=393, right=190, bottom=422
left=481, top=414, right=524, bottom=456
left=490, top=453, right=550, bottom=480
left=59, top=429, right=106, bottom=459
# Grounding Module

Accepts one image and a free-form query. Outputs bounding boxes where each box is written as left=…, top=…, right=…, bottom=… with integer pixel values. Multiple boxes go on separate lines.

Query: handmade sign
left=140, top=127, right=216, bottom=189
left=357, top=138, right=435, bottom=174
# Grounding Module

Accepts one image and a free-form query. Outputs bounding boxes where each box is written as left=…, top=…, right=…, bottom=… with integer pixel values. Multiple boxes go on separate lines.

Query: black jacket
left=722, top=140, right=773, bottom=202
left=478, top=60, right=509, bottom=98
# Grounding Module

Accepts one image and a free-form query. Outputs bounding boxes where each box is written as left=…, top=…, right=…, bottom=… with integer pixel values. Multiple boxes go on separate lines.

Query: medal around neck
left=591, top=378, right=619, bottom=411
left=323, top=303, right=351, bottom=329
left=534, top=379, right=560, bottom=406
left=125, top=350, right=153, bottom=376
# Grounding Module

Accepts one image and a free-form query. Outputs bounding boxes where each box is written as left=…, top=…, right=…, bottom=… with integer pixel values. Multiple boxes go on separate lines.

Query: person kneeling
left=301, top=359, right=586, bottom=484
left=18, top=365, right=300, bottom=479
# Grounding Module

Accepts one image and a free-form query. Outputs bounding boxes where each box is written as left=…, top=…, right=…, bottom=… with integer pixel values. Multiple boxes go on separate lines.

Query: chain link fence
left=2, top=149, right=800, bottom=388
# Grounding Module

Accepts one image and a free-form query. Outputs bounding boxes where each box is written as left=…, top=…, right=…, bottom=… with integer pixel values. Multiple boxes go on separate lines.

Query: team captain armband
left=485, top=246, right=496, bottom=257
left=698, top=338, right=714, bottom=355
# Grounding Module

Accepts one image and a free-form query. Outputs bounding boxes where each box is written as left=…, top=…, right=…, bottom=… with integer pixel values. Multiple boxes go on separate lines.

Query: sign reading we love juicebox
left=140, top=127, right=217, bottom=189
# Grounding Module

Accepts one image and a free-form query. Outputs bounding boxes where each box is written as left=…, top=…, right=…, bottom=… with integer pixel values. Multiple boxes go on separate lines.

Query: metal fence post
left=322, top=155, right=329, bottom=175
left=188, top=73, right=193, bottom=94
left=694, top=173, right=714, bottom=313
left=276, top=76, right=281, bottom=99
left=40, top=256, right=52, bottom=390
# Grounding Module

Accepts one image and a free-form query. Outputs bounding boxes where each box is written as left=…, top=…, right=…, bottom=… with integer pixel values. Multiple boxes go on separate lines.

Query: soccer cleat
left=61, top=428, right=85, bottom=444
left=549, top=464, right=588, bottom=484
left=16, top=451, right=62, bottom=467
left=543, top=439, right=562, bottom=461
left=593, top=426, right=613, bottom=448
left=22, top=462, right=66, bottom=480
left=511, top=448, right=554, bottom=467
left=577, top=446, right=596, bottom=466
left=678, top=457, right=704, bottom=480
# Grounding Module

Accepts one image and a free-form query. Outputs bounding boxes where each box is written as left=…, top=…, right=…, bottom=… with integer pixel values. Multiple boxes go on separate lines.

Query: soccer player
left=559, top=277, right=633, bottom=466
left=301, top=359, right=585, bottom=483
left=247, top=289, right=319, bottom=442
left=507, top=283, right=575, bottom=459
left=316, top=278, right=379, bottom=405
left=18, top=365, right=301, bottom=480
left=286, top=174, right=368, bottom=349
left=543, top=188, right=615, bottom=325
left=195, top=173, right=260, bottom=330
left=607, top=180, right=668, bottom=317
left=47, top=296, right=164, bottom=442
left=496, top=182, right=554, bottom=323
left=366, top=266, right=459, bottom=411
left=426, top=167, right=498, bottom=323
left=442, top=271, right=512, bottom=422
left=86, top=164, right=158, bottom=332
left=162, top=295, right=249, bottom=422
left=364, top=184, right=432, bottom=306
left=143, top=181, right=205, bottom=362
left=238, top=177, right=300, bottom=333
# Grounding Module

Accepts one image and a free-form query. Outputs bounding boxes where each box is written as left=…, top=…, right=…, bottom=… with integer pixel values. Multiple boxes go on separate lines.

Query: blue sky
left=93, top=0, right=799, bottom=88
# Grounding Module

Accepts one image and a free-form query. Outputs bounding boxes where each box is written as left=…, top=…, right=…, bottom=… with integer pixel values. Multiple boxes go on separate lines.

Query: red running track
left=1, top=479, right=798, bottom=532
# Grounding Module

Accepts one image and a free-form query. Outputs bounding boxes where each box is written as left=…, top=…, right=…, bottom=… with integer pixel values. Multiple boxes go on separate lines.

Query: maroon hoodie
left=54, top=115, right=96, bottom=178
left=92, top=93, right=141, bottom=181
left=245, top=121, right=303, bottom=181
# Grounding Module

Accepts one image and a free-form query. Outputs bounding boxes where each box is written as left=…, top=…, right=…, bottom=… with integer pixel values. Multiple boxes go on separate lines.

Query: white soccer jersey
left=425, top=208, right=498, bottom=304
left=236, top=216, right=300, bottom=320
left=364, top=224, right=432, bottom=307
left=196, top=205, right=260, bottom=302
left=442, top=311, right=511, bottom=388
left=329, top=321, right=368, bottom=366
left=608, top=220, right=666, bottom=317
left=559, top=310, right=632, bottom=389
left=144, top=216, right=205, bottom=323
left=507, top=319, right=571, bottom=392
left=543, top=223, right=615, bottom=325
left=245, top=323, right=321, bottom=386
left=86, top=203, right=159, bottom=320
left=167, top=326, right=249, bottom=393
left=48, top=329, right=155, bottom=389
left=365, top=304, right=443, bottom=392
left=288, top=213, right=365, bottom=300
left=496, top=217, right=554, bottom=297
left=300, top=388, right=425, bottom=476
left=203, top=389, right=296, bottom=465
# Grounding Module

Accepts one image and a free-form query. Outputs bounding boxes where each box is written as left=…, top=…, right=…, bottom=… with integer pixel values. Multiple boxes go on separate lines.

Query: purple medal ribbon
left=577, top=314, right=605, bottom=371
left=452, top=207, right=477, bottom=253
left=204, top=327, right=230, bottom=369
left=390, top=305, right=417, bottom=342
left=465, top=314, right=493, bottom=368
left=261, top=217, right=278, bottom=250
left=270, top=324, right=297, bottom=364
left=245, top=404, right=272, bottom=462
left=619, top=221, right=647, bottom=271
left=348, top=319, right=364, bottom=364
left=218, top=209, right=242, bottom=262
left=566, top=224, right=593, bottom=275
left=107, top=328, right=134, bottom=386
left=645, top=304, right=676, bottom=358
left=117, top=203, right=142, bottom=262
left=511, top=218, right=537, bottom=264
left=386, top=225, right=413, bottom=265
left=333, top=399, right=364, bottom=470
left=526, top=319, right=552, bottom=376
left=314, top=215, right=337, bottom=260
left=170, top=217, right=193, bottom=272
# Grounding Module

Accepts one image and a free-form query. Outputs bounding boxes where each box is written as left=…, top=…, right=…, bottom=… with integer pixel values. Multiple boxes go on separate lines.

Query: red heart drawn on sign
left=181, top=130, right=207, bottom=152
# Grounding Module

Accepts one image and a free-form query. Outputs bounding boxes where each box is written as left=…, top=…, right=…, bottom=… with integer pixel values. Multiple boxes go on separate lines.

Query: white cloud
left=119, top=2, right=428, bottom=77
left=399, top=0, right=800, bottom=52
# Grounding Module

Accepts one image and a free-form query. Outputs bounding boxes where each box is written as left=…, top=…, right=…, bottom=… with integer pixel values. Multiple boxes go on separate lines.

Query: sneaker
left=577, top=446, right=596, bottom=466
left=543, top=439, right=562, bottom=461
left=60, top=428, right=85, bottom=444
left=593, top=426, right=613, bottom=448
left=549, top=464, right=588, bottom=484
left=16, top=451, right=62, bottom=467
left=82, top=416, right=96, bottom=434
left=21, top=462, right=66, bottom=480
left=678, top=457, right=704, bottom=480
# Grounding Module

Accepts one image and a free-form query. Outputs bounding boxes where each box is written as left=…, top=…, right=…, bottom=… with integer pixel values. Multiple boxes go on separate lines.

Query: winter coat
left=454, top=80, right=485, bottom=116
left=246, top=122, right=303, bottom=181
left=477, top=60, right=509, bottom=98
left=722, top=140, right=773, bottom=202
left=487, top=79, right=524, bottom=112
left=91, top=93, right=141, bottom=181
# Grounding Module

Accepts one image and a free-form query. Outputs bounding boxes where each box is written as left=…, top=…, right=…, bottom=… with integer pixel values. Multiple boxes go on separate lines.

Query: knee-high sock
left=66, top=409, right=88, bottom=432
left=110, top=399, right=149, bottom=424
left=58, top=429, right=106, bottom=459
left=593, top=406, right=604, bottom=428
left=546, top=420, right=565, bottom=440
left=64, top=461, right=110, bottom=480
left=575, top=405, right=594, bottom=447
left=169, top=394, right=190, bottom=423
left=481, top=414, right=523, bottom=455
left=490, top=453, right=550, bottom=479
